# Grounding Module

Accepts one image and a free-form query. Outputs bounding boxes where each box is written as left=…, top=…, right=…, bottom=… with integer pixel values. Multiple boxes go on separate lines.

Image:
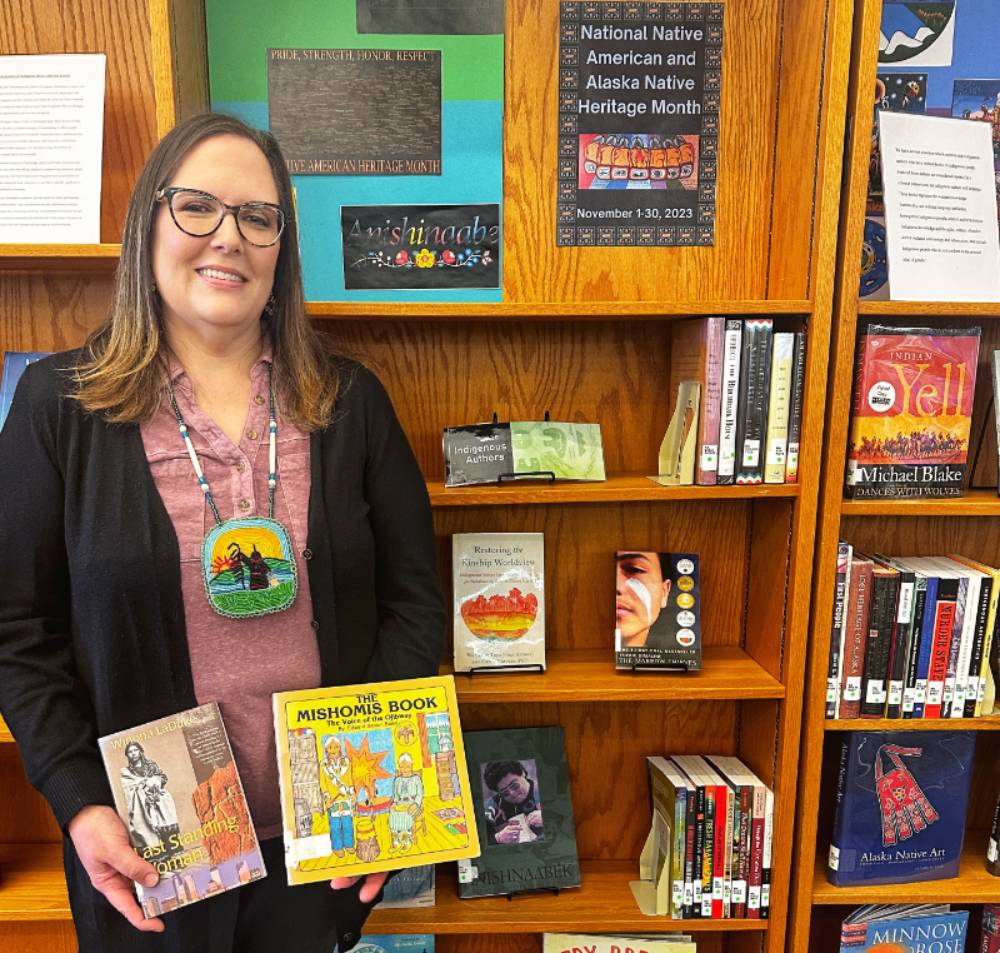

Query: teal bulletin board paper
left=206, top=0, right=503, bottom=303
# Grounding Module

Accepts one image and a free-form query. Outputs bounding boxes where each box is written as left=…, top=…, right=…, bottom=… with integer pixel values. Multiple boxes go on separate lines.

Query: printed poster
left=357, top=0, right=503, bottom=34
left=556, top=1, right=723, bottom=247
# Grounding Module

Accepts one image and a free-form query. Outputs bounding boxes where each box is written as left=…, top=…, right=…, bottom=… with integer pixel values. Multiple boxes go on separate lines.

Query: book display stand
left=786, top=3, right=1000, bottom=952
left=0, top=1, right=853, bottom=952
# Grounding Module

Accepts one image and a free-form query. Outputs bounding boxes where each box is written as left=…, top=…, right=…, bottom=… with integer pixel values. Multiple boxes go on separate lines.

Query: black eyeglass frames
left=155, top=187, right=286, bottom=247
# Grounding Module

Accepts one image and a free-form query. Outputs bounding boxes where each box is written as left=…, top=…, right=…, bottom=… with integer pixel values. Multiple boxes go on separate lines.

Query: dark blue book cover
left=828, top=731, right=975, bottom=886
left=0, top=351, right=51, bottom=432
left=839, top=905, right=968, bottom=952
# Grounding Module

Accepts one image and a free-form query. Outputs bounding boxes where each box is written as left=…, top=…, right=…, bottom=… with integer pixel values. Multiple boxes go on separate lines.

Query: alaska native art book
left=273, top=675, right=479, bottom=885
left=453, top=532, right=545, bottom=673
left=845, top=325, right=981, bottom=499
left=615, top=552, right=702, bottom=670
left=828, top=730, right=975, bottom=886
left=458, top=726, right=581, bottom=898
left=839, top=904, right=968, bottom=952
left=0, top=350, right=51, bottom=431
left=98, top=703, right=264, bottom=918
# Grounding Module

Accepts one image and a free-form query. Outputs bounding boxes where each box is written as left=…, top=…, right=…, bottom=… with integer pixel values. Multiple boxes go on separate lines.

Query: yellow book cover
left=274, top=675, right=480, bottom=885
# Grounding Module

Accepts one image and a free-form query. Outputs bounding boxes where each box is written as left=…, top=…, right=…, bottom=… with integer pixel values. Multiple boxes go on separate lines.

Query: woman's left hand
left=329, top=870, right=389, bottom=903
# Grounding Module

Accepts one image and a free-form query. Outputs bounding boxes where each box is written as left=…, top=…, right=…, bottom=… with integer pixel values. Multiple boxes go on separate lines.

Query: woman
left=614, top=550, right=672, bottom=649
left=120, top=743, right=180, bottom=858
left=0, top=113, right=444, bottom=953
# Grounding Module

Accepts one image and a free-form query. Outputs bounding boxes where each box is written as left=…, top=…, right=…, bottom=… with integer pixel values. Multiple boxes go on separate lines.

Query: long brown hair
left=73, top=113, right=338, bottom=429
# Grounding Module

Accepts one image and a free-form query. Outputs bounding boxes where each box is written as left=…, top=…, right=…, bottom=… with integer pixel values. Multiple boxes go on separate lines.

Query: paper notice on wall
left=0, top=54, right=106, bottom=243
left=880, top=111, right=1000, bottom=301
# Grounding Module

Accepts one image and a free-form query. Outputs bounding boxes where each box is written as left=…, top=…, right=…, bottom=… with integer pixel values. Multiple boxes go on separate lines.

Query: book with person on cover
left=273, top=675, right=479, bottom=885
left=457, top=725, right=580, bottom=898
left=615, top=552, right=702, bottom=671
left=983, top=905, right=1000, bottom=953
left=839, top=904, right=969, bottom=952
left=828, top=730, right=975, bottom=886
left=98, top=703, right=264, bottom=918
left=453, top=532, right=545, bottom=673
left=846, top=325, right=981, bottom=499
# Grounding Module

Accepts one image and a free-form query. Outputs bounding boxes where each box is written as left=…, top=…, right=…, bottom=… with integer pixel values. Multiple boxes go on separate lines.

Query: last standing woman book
left=98, top=703, right=264, bottom=917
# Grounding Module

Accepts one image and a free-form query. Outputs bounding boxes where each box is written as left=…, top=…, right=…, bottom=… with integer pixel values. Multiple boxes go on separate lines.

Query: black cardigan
left=0, top=350, right=445, bottom=951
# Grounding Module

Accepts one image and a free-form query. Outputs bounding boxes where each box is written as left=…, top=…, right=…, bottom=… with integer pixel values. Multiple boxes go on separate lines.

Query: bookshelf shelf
left=444, top=647, right=785, bottom=703
left=428, top=473, right=801, bottom=507
left=0, top=845, right=72, bottom=921
left=367, top=860, right=769, bottom=934
left=0, top=717, right=11, bottom=743
left=307, top=300, right=812, bottom=320
left=857, top=300, right=1000, bottom=318
left=811, top=841, right=995, bottom=905
left=825, top=715, right=1000, bottom=731
left=841, top=489, right=1000, bottom=516
left=0, top=244, right=121, bottom=271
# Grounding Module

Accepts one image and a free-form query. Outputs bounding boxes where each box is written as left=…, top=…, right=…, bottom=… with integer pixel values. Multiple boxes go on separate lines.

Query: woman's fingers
left=329, top=870, right=390, bottom=903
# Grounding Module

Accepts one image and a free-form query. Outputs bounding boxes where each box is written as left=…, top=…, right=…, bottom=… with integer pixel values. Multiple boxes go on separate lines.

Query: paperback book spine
left=670, top=785, right=686, bottom=919
left=764, top=332, right=794, bottom=484
left=718, top=319, right=743, bottom=486
left=964, top=573, right=994, bottom=717
left=692, top=784, right=705, bottom=917
left=902, top=574, right=928, bottom=717
left=912, top=575, right=940, bottom=718
left=784, top=330, right=807, bottom=484
left=884, top=563, right=915, bottom=719
left=942, top=575, right=969, bottom=717
left=702, top=785, right=715, bottom=918
left=683, top=786, right=696, bottom=918
left=951, top=572, right=983, bottom=718
left=735, top=319, right=774, bottom=485
left=760, top=788, right=773, bottom=919
left=925, top=577, right=960, bottom=718
left=860, top=569, right=899, bottom=718
left=732, top=783, right=751, bottom=919
left=828, top=543, right=853, bottom=718
left=697, top=316, right=726, bottom=485
left=712, top=780, right=729, bottom=918
left=746, top=784, right=765, bottom=920
left=976, top=590, right=1000, bottom=716
left=839, top=558, right=875, bottom=719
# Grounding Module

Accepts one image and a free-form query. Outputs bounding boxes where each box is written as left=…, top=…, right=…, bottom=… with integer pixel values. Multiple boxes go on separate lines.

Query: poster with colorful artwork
left=556, top=1, right=722, bottom=247
left=868, top=73, right=927, bottom=217
left=207, top=0, right=503, bottom=303
left=878, top=1, right=956, bottom=67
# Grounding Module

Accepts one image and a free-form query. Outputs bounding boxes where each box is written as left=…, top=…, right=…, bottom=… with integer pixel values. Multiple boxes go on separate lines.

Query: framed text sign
left=556, top=1, right=723, bottom=247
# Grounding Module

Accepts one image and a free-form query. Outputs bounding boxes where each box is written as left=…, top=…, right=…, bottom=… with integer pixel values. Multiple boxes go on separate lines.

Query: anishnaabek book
left=98, top=702, right=265, bottom=918
left=273, top=674, right=480, bottom=886
left=828, top=730, right=975, bottom=887
left=845, top=325, right=981, bottom=499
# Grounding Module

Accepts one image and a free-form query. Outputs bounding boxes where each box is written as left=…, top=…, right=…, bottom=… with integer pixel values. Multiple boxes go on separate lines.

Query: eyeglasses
left=496, top=777, right=525, bottom=798
left=155, top=187, right=286, bottom=247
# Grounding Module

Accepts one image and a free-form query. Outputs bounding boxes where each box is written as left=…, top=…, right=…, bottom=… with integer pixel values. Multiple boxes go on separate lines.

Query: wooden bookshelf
left=0, top=845, right=72, bottom=921
left=825, top=715, right=1000, bottom=731
left=0, top=244, right=121, bottom=271
left=858, top=300, right=1000, bottom=317
left=841, top=488, right=1000, bottom=516
left=0, top=717, right=12, bottom=744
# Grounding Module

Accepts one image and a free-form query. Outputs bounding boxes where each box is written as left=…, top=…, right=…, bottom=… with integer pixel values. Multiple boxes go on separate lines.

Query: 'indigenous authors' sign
left=556, top=1, right=723, bottom=247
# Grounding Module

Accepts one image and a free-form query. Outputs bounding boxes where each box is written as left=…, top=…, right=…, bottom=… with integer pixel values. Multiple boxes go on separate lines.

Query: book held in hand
left=458, top=725, right=580, bottom=898
left=839, top=904, right=968, bottom=952
left=98, top=702, right=264, bottom=917
left=615, top=552, right=702, bottom=671
left=453, top=532, right=545, bottom=672
left=273, top=675, right=479, bottom=885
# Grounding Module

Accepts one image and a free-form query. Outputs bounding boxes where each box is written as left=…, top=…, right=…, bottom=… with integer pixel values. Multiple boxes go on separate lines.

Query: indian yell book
left=452, top=532, right=545, bottom=672
left=97, top=703, right=264, bottom=917
left=273, top=675, right=479, bottom=885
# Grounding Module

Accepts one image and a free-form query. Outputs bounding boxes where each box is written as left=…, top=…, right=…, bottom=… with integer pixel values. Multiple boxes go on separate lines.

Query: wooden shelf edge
left=307, top=300, right=812, bottom=319
left=858, top=300, right=1000, bottom=317
left=812, top=840, right=996, bottom=904
left=428, top=473, right=801, bottom=507
left=0, top=844, right=72, bottom=921
left=444, top=647, right=785, bottom=703
left=841, top=488, right=1000, bottom=516
left=0, top=717, right=11, bottom=744
left=825, top=714, right=1000, bottom=731
left=0, top=244, right=121, bottom=271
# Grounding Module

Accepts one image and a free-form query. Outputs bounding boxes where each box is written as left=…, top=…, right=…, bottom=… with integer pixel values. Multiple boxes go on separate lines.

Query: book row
left=640, top=754, right=774, bottom=921
left=661, top=317, right=807, bottom=486
left=825, top=547, right=1000, bottom=720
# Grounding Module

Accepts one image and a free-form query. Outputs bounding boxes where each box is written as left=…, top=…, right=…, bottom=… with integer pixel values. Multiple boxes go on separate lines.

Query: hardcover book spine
left=988, top=795, right=1000, bottom=877
left=671, top=786, right=686, bottom=919
left=701, top=785, right=715, bottom=917
left=912, top=576, right=940, bottom=718
left=735, top=318, right=774, bottom=485
left=697, top=316, right=726, bottom=485
left=942, top=576, right=969, bottom=717
left=711, top=781, right=728, bottom=918
left=732, top=784, right=751, bottom=918
left=951, top=574, right=981, bottom=718
left=885, top=567, right=915, bottom=718
left=965, top=575, right=994, bottom=717
left=829, top=544, right=853, bottom=718
left=839, top=559, right=874, bottom=719
left=683, top=787, right=696, bottom=917
left=925, top=578, right=960, bottom=718
left=760, top=787, right=773, bottom=919
left=723, top=781, right=736, bottom=918
left=764, top=332, right=794, bottom=484
left=977, top=591, right=1000, bottom=716
left=746, top=785, right=765, bottom=919
left=860, top=572, right=899, bottom=717
left=902, top=575, right=928, bottom=717
left=691, top=784, right=705, bottom=917
left=784, top=330, right=807, bottom=484
left=718, top=319, right=743, bottom=485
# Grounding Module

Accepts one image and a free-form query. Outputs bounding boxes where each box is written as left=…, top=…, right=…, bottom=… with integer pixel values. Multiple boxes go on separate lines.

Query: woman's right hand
left=67, top=805, right=165, bottom=933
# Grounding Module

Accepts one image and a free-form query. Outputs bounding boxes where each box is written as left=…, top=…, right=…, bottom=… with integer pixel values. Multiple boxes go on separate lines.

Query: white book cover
left=453, top=533, right=545, bottom=672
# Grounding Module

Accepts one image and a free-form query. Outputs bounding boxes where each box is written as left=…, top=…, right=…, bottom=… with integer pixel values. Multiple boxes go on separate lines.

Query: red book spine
left=697, top=317, right=726, bottom=485
left=733, top=785, right=750, bottom=918
left=711, top=782, right=727, bottom=918
left=925, top=593, right=958, bottom=718
left=746, top=785, right=765, bottom=919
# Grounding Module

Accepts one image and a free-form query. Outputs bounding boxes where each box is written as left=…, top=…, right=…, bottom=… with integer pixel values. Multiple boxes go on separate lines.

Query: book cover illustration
left=375, top=863, right=436, bottom=908
left=0, top=351, right=51, bottom=431
left=273, top=675, right=480, bottom=885
left=615, top=552, right=702, bottom=671
left=545, top=935, right=696, bottom=953
left=458, top=725, right=580, bottom=898
left=840, top=904, right=968, bottom=952
left=983, top=905, right=1000, bottom=953
left=98, top=703, right=264, bottom=918
left=828, top=730, right=975, bottom=886
left=353, top=935, right=434, bottom=953
left=453, top=532, right=545, bottom=672
left=846, top=325, right=981, bottom=499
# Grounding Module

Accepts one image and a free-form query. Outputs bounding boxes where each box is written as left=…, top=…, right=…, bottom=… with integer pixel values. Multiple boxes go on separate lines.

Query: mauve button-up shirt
left=139, top=343, right=321, bottom=840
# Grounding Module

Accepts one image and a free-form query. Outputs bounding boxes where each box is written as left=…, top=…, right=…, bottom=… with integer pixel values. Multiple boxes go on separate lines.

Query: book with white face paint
left=614, top=552, right=702, bottom=671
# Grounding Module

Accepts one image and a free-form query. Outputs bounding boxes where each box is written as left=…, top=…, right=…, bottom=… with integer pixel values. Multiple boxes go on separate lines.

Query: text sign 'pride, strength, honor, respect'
left=556, top=1, right=723, bottom=247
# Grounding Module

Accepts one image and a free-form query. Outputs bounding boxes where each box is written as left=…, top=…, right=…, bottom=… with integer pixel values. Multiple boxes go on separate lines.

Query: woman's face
left=152, top=133, right=281, bottom=344
left=126, top=743, right=142, bottom=764
left=616, top=551, right=671, bottom=647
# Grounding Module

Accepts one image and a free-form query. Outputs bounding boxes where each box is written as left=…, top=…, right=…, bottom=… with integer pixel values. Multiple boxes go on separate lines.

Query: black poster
left=268, top=48, right=442, bottom=175
left=341, top=203, right=501, bottom=289
left=357, top=0, right=504, bottom=34
left=556, top=1, right=723, bottom=247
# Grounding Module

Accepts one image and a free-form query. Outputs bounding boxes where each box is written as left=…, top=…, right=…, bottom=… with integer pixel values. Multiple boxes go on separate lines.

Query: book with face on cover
left=273, top=675, right=480, bottom=885
left=97, top=702, right=265, bottom=918
left=453, top=532, right=545, bottom=672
